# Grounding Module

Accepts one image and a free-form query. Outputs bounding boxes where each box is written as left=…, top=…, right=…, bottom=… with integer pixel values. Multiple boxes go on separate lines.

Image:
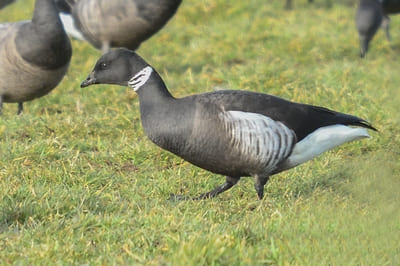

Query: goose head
left=81, top=48, right=151, bottom=89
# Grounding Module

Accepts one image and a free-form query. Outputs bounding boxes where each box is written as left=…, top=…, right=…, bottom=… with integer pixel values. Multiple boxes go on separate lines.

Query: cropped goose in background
left=0, top=0, right=72, bottom=114
left=0, top=0, right=14, bottom=9
left=356, top=0, right=400, bottom=57
left=380, top=0, right=400, bottom=42
left=81, top=49, right=377, bottom=200
left=356, top=0, right=383, bottom=57
left=63, top=0, right=182, bottom=53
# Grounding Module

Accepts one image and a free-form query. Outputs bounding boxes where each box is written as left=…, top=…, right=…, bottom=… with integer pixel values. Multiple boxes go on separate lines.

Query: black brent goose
left=356, top=0, right=384, bottom=57
left=64, top=0, right=182, bottom=53
left=0, top=0, right=72, bottom=114
left=81, top=48, right=377, bottom=200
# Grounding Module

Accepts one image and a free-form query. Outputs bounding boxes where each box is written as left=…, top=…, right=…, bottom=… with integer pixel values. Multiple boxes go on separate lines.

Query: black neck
left=15, top=0, right=71, bottom=70
left=136, top=70, right=174, bottom=103
left=32, top=0, right=62, bottom=29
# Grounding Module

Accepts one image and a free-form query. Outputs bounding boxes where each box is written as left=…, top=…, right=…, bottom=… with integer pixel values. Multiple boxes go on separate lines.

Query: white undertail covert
left=284, top=124, right=370, bottom=169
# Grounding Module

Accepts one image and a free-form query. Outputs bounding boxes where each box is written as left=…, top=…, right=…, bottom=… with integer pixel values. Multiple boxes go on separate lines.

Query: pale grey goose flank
left=81, top=48, right=377, bottom=200
left=0, top=0, right=72, bottom=114
left=64, top=0, right=182, bottom=53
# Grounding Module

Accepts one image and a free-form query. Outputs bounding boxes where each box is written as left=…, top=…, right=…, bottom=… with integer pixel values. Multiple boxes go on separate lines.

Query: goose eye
left=100, top=62, right=107, bottom=69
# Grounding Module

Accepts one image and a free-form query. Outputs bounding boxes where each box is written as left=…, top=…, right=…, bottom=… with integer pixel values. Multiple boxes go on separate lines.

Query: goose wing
left=219, top=110, right=297, bottom=173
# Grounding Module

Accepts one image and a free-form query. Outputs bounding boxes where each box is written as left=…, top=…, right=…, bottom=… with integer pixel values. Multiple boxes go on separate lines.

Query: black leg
left=360, top=38, right=368, bottom=58
left=382, top=15, right=391, bottom=42
left=254, top=174, right=270, bottom=200
left=169, top=176, right=240, bottom=201
left=0, top=95, right=3, bottom=115
left=285, top=0, right=292, bottom=9
left=17, top=102, right=23, bottom=115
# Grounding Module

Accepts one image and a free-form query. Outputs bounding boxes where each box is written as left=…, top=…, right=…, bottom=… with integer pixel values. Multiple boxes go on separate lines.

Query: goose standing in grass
left=0, top=0, right=72, bottom=115
left=64, top=0, right=182, bottom=53
left=356, top=0, right=383, bottom=57
left=81, top=49, right=377, bottom=200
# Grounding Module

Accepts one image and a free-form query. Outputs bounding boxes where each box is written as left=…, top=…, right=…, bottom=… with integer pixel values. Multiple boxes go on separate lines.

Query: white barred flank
left=219, top=110, right=296, bottom=172
left=128, top=66, right=153, bottom=91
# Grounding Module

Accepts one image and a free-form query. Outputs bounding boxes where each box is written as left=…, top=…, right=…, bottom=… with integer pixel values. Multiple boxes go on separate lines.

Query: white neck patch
left=128, top=66, right=153, bottom=91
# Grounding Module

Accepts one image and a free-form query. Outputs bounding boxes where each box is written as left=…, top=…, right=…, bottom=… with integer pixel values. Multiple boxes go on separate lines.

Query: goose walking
left=63, top=0, right=182, bottom=53
left=0, top=0, right=72, bottom=114
left=81, top=48, right=377, bottom=200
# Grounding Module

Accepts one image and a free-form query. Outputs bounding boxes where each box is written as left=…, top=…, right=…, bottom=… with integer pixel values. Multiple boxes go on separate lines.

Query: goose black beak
left=80, top=73, right=97, bottom=88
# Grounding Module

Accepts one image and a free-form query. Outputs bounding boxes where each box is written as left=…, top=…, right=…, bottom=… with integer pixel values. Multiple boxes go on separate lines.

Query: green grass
left=1, top=0, right=399, bottom=264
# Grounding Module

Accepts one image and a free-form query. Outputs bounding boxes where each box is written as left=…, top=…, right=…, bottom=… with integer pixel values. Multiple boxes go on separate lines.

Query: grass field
left=0, top=0, right=399, bottom=264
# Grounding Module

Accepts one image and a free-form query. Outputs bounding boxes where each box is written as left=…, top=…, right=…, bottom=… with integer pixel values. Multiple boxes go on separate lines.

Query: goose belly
left=74, top=0, right=146, bottom=49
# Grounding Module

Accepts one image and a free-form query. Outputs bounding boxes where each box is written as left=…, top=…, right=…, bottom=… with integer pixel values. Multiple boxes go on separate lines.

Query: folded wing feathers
left=220, top=110, right=297, bottom=173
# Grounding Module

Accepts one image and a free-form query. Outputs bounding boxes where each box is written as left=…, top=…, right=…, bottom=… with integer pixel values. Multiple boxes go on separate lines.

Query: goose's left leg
left=254, top=174, right=270, bottom=199
left=17, top=102, right=23, bottom=115
left=169, top=176, right=240, bottom=200
left=194, top=176, right=240, bottom=200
